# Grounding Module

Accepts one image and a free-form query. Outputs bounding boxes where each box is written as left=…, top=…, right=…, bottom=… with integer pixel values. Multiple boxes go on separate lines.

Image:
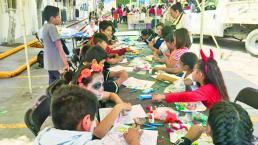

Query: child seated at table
left=147, top=23, right=164, bottom=53
left=152, top=28, right=190, bottom=74
left=180, top=52, right=199, bottom=91
left=152, top=25, right=174, bottom=56
left=175, top=101, right=257, bottom=145
left=32, top=85, right=139, bottom=144
left=152, top=25, right=175, bottom=59
left=73, top=59, right=124, bottom=105
left=80, top=45, right=128, bottom=93
left=99, top=20, right=131, bottom=55
left=140, top=29, right=154, bottom=44
left=152, top=49, right=229, bottom=109
left=93, top=33, right=123, bottom=65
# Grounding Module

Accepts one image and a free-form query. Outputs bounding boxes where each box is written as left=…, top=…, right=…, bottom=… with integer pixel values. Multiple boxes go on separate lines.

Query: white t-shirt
left=176, top=13, right=191, bottom=32
left=159, top=41, right=168, bottom=55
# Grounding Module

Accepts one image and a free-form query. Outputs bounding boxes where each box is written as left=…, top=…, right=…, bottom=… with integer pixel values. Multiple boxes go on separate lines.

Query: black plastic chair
left=46, top=79, right=66, bottom=99
left=24, top=95, right=51, bottom=136
left=234, top=87, right=258, bottom=110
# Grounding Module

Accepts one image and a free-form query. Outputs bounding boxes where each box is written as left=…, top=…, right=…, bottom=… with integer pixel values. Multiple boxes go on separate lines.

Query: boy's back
left=42, top=23, right=64, bottom=70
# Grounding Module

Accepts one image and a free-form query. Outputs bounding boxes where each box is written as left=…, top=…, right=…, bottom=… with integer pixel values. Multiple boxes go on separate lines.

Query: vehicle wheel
left=245, top=29, right=258, bottom=56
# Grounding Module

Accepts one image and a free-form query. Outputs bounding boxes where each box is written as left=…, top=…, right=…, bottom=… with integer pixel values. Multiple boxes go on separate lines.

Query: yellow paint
left=0, top=56, right=37, bottom=78
left=0, top=123, right=26, bottom=129
left=0, top=39, right=40, bottom=60
left=16, top=75, right=48, bottom=79
left=251, top=116, right=258, bottom=123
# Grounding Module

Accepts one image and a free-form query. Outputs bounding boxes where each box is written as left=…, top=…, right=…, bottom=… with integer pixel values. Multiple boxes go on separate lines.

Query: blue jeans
left=48, top=71, right=60, bottom=85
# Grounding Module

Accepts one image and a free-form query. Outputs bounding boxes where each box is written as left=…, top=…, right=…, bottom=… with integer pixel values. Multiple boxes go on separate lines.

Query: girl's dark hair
left=93, top=33, right=108, bottom=44
left=180, top=52, right=198, bottom=70
left=43, top=5, right=59, bottom=21
left=99, top=20, right=113, bottom=32
left=197, top=58, right=229, bottom=101
left=156, top=22, right=164, bottom=28
left=162, top=25, right=174, bottom=39
left=52, top=85, right=98, bottom=130
left=171, top=2, right=183, bottom=13
left=141, top=29, right=154, bottom=36
left=72, top=64, right=95, bottom=86
left=81, top=45, right=107, bottom=64
left=174, top=28, right=191, bottom=49
left=163, top=27, right=174, bottom=43
left=208, top=101, right=254, bottom=145
left=80, top=44, right=91, bottom=63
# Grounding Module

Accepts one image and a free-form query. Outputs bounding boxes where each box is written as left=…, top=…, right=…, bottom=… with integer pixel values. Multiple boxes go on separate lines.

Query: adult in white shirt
left=83, top=20, right=99, bottom=37
left=170, top=2, right=191, bottom=33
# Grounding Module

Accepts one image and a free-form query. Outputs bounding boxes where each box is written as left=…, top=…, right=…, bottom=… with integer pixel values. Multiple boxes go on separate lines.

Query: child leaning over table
left=152, top=28, right=190, bottom=74
left=152, top=49, right=229, bottom=109
left=32, top=85, right=141, bottom=145
left=99, top=20, right=132, bottom=55
left=80, top=45, right=128, bottom=93
left=42, top=5, right=69, bottom=85
left=93, top=33, right=123, bottom=66
left=154, top=52, right=198, bottom=92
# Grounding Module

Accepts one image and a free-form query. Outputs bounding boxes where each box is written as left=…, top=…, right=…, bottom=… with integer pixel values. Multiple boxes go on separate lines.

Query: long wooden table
left=108, top=33, right=212, bottom=145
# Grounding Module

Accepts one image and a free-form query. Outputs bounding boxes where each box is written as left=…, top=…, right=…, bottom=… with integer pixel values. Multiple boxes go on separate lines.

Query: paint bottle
left=149, top=106, right=155, bottom=123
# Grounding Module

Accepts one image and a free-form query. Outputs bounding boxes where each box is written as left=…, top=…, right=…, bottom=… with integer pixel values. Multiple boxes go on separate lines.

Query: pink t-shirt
left=170, top=47, right=188, bottom=61
left=156, top=8, right=162, bottom=16
left=166, top=48, right=188, bottom=68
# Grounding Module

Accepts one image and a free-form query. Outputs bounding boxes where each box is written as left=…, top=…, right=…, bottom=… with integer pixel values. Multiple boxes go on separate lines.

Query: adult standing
left=118, top=6, right=123, bottom=23
left=170, top=2, right=191, bottom=33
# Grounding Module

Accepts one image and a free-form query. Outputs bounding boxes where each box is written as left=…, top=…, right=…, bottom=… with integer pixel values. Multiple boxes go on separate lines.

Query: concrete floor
left=0, top=23, right=258, bottom=144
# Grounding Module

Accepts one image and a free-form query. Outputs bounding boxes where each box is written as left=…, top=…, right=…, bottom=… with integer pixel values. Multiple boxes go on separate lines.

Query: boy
left=98, top=20, right=131, bottom=55
left=93, top=33, right=123, bottom=65
left=33, top=85, right=140, bottom=145
left=42, top=6, right=69, bottom=84
left=81, top=46, right=128, bottom=93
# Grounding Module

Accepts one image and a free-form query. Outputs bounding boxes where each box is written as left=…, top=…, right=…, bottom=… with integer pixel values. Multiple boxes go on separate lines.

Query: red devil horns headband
left=200, top=49, right=214, bottom=73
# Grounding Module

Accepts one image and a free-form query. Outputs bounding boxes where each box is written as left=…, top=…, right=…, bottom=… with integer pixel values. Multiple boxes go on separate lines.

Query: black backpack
left=37, top=50, right=44, bottom=68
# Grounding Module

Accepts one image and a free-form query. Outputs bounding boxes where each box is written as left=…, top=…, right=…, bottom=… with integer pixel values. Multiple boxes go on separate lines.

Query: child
left=81, top=46, right=128, bottom=93
left=148, top=23, right=164, bottom=54
left=175, top=102, right=257, bottom=145
left=93, top=33, right=123, bottom=65
left=140, top=29, right=154, bottom=44
left=153, top=28, right=190, bottom=74
left=99, top=20, right=131, bottom=55
left=152, top=49, right=229, bottom=109
left=42, top=6, right=69, bottom=84
left=153, top=25, right=174, bottom=56
left=32, top=85, right=141, bottom=144
left=73, top=58, right=124, bottom=105
left=179, top=52, right=198, bottom=91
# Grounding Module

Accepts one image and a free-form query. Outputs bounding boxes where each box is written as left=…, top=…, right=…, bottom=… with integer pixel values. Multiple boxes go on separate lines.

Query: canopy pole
left=21, top=0, right=32, bottom=93
left=200, top=0, right=205, bottom=49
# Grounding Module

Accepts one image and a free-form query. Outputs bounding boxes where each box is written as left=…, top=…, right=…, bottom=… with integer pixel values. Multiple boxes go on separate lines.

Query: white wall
left=0, top=0, right=76, bottom=44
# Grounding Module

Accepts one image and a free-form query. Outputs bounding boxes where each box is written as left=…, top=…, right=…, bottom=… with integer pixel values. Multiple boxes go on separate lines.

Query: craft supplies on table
left=99, top=104, right=147, bottom=124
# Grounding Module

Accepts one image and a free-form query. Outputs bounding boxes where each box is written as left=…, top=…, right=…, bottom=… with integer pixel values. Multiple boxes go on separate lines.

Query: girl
left=153, top=25, right=173, bottom=56
left=148, top=23, right=165, bottom=54
left=153, top=28, right=190, bottom=74
left=74, top=58, right=124, bottom=105
left=175, top=102, right=257, bottom=145
left=152, top=49, right=229, bottom=109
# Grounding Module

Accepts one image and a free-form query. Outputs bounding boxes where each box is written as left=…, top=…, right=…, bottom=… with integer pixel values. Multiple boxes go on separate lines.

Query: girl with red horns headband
left=152, top=49, right=229, bottom=109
